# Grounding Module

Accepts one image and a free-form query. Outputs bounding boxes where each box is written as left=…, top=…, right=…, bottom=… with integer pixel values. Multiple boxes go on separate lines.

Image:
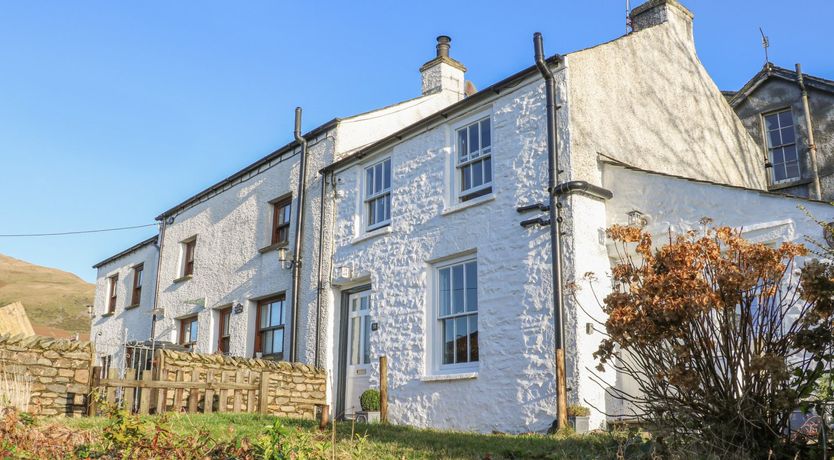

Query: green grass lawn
left=55, top=412, right=647, bottom=459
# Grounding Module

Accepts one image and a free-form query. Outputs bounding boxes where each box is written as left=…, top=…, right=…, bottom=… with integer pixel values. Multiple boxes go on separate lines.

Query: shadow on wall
left=573, top=26, right=764, bottom=188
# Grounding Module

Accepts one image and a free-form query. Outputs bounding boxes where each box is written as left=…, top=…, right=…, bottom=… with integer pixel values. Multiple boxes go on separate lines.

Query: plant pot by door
left=569, top=416, right=590, bottom=434
left=355, top=411, right=380, bottom=423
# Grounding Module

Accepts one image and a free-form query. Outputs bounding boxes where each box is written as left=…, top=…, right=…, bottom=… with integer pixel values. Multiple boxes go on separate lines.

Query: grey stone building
left=727, top=64, right=834, bottom=199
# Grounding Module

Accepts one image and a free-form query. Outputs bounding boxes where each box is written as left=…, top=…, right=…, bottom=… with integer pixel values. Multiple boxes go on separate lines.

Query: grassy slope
left=57, top=413, right=639, bottom=459
left=0, top=253, right=93, bottom=338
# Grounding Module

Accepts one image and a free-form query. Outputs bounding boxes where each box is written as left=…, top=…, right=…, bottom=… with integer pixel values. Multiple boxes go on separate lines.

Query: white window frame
left=762, top=109, right=800, bottom=185
left=453, top=114, right=493, bottom=203
left=430, top=254, right=479, bottom=374
left=362, top=156, right=392, bottom=232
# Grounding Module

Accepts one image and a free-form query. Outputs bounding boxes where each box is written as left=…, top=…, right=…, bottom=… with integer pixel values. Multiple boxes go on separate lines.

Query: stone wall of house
left=0, top=334, right=92, bottom=416
left=157, top=349, right=326, bottom=419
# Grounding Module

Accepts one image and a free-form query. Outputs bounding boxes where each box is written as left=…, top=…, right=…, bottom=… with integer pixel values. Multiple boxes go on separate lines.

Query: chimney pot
left=436, top=35, right=451, bottom=58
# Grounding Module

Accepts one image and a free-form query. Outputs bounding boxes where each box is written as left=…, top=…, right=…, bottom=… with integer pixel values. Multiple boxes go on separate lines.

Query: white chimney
left=630, top=0, right=694, bottom=43
left=419, top=36, right=467, bottom=101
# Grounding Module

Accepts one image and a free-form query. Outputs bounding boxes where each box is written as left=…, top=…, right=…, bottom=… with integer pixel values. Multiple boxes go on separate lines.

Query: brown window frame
left=107, top=274, right=118, bottom=314
left=183, top=239, right=196, bottom=277
left=271, top=196, right=292, bottom=246
left=130, top=264, right=143, bottom=307
left=217, top=307, right=232, bottom=354
left=254, top=294, right=286, bottom=360
left=179, top=315, right=199, bottom=349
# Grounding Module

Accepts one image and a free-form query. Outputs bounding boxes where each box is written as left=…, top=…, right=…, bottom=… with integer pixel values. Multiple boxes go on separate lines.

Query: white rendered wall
left=91, top=241, right=158, bottom=368
left=329, top=70, right=567, bottom=433
left=565, top=12, right=766, bottom=189
left=595, top=164, right=834, bottom=419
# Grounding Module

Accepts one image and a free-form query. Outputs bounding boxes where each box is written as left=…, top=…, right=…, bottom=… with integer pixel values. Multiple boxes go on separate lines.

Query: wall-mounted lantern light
left=627, top=210, right=648, bottom=228
left=277, top=246, right=295, bottom=270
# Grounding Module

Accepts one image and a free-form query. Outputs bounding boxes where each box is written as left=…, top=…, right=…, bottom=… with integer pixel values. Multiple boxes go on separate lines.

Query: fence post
left=318, top=404, right=330, bottom=430
left=139, top=370, right=153, bottom=414
left=187, top=369, right=200, bottom=413
left=379, top=355, right=388, bottom=423
left=258, top=371, right=270, bottom=414
left=88, top=366, right=101, bottom=416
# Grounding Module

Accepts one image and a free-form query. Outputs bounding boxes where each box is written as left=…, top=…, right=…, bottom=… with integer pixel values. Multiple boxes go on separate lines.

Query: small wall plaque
left=371, top=322, right=379, bottom=331
left=233, top=303, right=244, bottom=314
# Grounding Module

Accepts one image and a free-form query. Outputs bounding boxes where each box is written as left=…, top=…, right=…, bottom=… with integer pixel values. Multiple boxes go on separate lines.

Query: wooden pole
left=88, top=366, right=101, bottom=416
left=319, top=404, right=330, bottom=430
left=556, top=349, right=568, bottom=430
left=379, top=355, right=388, bottom=423
left=258, top=371, right=270, bottom=414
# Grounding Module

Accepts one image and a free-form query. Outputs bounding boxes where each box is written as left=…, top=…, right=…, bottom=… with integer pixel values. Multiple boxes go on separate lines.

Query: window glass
left=364, top=158, right=392, bottom=229
left=438, top=259, right=479, bottom=366
left=456, top=117, right=493, bottom=200
left=764, top=110, right=800, bottom=183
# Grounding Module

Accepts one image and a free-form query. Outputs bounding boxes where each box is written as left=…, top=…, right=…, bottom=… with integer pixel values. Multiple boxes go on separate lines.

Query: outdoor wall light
left=627, top=210, right=648, bottom=228
left=86, top=304, right=94, bottom=319
left=277, top=246, right=296, bottom=270
left=151, top=307, right=164, bottom=319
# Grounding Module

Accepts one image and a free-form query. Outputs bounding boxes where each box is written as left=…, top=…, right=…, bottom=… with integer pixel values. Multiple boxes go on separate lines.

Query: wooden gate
left=88, top=366, right=271, bottom=416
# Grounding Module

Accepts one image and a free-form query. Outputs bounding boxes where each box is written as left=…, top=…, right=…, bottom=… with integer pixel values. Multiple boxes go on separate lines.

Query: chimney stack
left=629, top=0, right=694, bottom=43
left=420, top=36, right=467, bottom=100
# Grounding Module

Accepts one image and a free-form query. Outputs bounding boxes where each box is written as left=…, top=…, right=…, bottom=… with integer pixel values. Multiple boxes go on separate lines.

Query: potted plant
left=355, top=389, right=380, bottom=423
left=567, top=405, right=591, bottom=434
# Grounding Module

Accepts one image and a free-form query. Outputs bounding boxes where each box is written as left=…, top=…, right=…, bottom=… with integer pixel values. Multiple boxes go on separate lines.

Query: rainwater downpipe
left=534, top=32, right=569, bottom=430
left=290, top=107, right=308, bottom=363
left=796, top=63, right=822, bottom=200
left=313, top=171, right=327, bottom=369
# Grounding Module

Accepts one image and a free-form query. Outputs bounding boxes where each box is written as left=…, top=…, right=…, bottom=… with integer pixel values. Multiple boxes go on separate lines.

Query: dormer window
left=764, top=110, right=799, bottom=184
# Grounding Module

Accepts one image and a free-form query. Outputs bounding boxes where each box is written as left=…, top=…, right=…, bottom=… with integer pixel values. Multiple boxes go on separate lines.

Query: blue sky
left=1, top=1, right=832, bottom=283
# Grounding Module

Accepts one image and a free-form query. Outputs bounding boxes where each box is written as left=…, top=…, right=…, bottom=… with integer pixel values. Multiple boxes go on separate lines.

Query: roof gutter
left=321, top=55, right=562, bottom=175
left=553, top=181, right=614, bottom=200
left=290, top=107, right=308, bottom=363
left=796, top=63, right=822, bottom=200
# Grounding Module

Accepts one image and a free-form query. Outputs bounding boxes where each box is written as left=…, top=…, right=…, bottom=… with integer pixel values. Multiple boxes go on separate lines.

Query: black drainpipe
left=290, top=107, right=308, bottom=363
left=526, top=33, right=613, bottom=431
left=533, top=32, right=569, bottom=430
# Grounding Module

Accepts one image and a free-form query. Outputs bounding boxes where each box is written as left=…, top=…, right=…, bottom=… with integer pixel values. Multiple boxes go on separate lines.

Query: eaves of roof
left=320, top=54, right=563, bottom=175
left=729, top=64, right=834, bottom=108
left=599, top=155, right=831, bottom=205
left=155, top=119, right=339, bottom=221
left=92, top=235, right=159, bottom=269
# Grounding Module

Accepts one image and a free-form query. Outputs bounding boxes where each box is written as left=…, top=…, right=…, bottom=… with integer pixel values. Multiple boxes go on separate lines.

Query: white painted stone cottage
left=92, top=0, right=833, bottom=433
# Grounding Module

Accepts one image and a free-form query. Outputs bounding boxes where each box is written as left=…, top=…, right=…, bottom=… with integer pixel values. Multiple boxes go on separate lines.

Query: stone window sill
left=441, top=194, right=495, bottom=216
left=258, top=242, right=288, bottom=254
left=173, top=275, right=192, bottom=284
left=420, top=372, right=478, bottom=382
left=768, top=178, right=812, bottom=191
left=100, top=312, right=114, bottom=318
left=351, top=225, right=391, bottom=245
left=125, top=304, right=140, bottom=310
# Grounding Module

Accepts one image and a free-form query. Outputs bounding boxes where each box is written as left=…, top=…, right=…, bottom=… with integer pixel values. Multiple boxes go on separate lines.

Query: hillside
left=0, top=253, right=93, bottom=339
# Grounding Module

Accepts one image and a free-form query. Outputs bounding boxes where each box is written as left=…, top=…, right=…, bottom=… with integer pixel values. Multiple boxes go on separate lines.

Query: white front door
left=344, top=289, right=371, bottom=418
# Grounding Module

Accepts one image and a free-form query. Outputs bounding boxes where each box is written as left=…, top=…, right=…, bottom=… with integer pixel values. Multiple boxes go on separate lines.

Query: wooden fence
left=88, top=366, right=271, bottom=416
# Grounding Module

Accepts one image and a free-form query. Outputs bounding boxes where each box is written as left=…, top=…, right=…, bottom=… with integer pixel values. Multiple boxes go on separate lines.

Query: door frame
left=335, top=283, right=371, bottom=419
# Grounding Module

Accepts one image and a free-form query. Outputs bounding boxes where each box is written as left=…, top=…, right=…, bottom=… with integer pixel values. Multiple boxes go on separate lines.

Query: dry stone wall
left=158, top=349, right=326, bottom=419
left=0, top=334, right=92, bottom=416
